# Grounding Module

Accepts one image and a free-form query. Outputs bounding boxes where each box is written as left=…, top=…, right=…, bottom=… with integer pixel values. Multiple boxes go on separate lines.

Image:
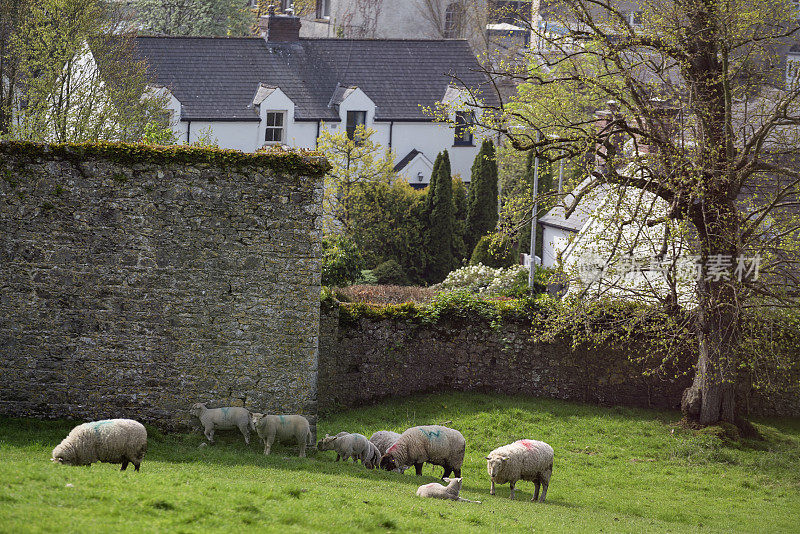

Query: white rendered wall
left=541, top=226, right=572, bottom=268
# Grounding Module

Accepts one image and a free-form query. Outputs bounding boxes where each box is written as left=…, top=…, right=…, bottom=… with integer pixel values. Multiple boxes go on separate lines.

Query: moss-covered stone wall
left=0, top=142, right=325, bottom=432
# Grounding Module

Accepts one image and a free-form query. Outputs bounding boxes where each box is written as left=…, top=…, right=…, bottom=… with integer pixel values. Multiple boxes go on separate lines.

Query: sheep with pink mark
left=485, top=439, right=554, bottom=502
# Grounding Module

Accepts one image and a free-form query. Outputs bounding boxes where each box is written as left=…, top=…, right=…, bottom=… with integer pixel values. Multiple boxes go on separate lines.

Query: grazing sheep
left=416, top=477, right=482, bottom=503
left=379, top=425, right=465, bottom=478
left=250, top=413, right=312, bottom=457
left=317, top=433, right=377, bottom=467
left=51, top=419, right=147, bottom=472
left=369, top=431, right=409, bottom=473
left=190, top=403, right=251, bottom=445
left=486, top=439, right=554, bottom=502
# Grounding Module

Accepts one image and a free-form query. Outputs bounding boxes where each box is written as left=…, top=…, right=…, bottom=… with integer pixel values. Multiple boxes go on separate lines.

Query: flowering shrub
left=434, top=263, right=528, bottom=297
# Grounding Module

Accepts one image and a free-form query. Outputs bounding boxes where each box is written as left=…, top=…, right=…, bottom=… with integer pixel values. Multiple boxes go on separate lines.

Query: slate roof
left=134, top=36, right=498, bottom=122
left=539, top=178, right=598, bottom=233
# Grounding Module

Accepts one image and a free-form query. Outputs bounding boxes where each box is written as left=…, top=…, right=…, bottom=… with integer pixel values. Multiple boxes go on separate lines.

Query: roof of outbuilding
left=393, top=149, right=423, bottom=172
left=134, top=36, right=499, bottom=122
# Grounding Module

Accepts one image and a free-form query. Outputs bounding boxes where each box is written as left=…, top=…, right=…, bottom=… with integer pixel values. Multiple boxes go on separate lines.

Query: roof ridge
left=134, top=35, right=469, bottom=43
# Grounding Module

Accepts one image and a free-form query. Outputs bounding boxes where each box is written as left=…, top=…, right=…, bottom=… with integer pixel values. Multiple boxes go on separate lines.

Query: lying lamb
left=486, top=439, right=554, bottom=502
left=190, top=403, right=251, bottom=445
left=416, top=477, right=481, bottom=503
left=318, top=432, right=380, bottom=468
left=369, top=431, right=409, bottom=473
left=379, top=425, right=465, bottom=478
left=250, top=413, right=313, bottom=457
left=51, top=419, right=147, bottom=471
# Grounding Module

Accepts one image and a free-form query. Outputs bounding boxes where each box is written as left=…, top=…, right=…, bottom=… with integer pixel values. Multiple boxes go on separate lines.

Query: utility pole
left=528, top=134, right=540, bottom=290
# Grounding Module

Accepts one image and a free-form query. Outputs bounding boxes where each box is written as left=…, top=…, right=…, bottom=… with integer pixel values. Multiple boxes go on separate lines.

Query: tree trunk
left=683, top=199, right=741, bottom=425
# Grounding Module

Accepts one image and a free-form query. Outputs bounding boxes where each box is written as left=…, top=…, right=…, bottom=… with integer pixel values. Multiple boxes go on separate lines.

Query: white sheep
left=190, top=403, right=251, bottom=445
left=317, top=432, right=379, bottom=467
left=486, top=439, right=554, bottom=502
left=379, top=425, right=465, bottom=478
left=416, top=477, right=482, bottom=503
left=369, top=431, right=409, bottom=473
left=51, top=419, right=147, bottom=471
left=250, top=413, right=313, bottom=457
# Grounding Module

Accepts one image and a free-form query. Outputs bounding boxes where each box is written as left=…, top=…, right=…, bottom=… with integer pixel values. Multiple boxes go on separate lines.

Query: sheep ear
left=501, top=456, right=510, bottom=462
left=484, top=456, right=491, bottom=460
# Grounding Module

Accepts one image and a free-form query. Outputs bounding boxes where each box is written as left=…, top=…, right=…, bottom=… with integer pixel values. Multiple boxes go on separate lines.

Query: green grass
left=1, top=393, right=799, bottom=533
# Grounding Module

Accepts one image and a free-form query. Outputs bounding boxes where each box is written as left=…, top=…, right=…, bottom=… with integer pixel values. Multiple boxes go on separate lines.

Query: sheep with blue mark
left=379, top=425, right=465, bottom=478
left=250, top=413, right=313, bottom=457
left=51, top=419, right=147, bottom=471
left=190, top=403, right=251, bottom=445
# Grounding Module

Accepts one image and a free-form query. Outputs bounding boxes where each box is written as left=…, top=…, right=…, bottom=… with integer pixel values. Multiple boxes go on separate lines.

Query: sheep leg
left=298, top=439, right=307, bottom=458
left=133, top=461, right=141, bottom=472
left=414, top=463, right=423, bottom=476
left=441, top=464, right=453, bottom=479
left=538, top=481, right=548, bottom=503
left=509, top=481, right=516, bottom=500
left=453, top=468, right=461, bottom=477
left=490, top=480, right=495, bottom=495
left=263, top=435, right=274, bottom=455
left=205, top=427, right=215, bottom=444
left=239, top=424, right=250, bottom=445
left=121, top=460, right=129, bottom=471
left=335, top=454, right=340, bottom=461
left=532, top=481, right=540, bottom=502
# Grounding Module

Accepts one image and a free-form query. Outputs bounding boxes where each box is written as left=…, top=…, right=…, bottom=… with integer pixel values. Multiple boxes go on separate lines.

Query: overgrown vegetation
left=2, top=393, right=799, bottom=532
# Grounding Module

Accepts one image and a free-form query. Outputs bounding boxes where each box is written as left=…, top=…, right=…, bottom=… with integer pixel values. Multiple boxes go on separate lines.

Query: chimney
left=259, top=6, right=301, bottom=42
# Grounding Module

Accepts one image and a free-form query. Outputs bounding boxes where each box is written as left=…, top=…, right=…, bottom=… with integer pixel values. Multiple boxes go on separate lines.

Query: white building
left=134, top=12, right=499, bottom=185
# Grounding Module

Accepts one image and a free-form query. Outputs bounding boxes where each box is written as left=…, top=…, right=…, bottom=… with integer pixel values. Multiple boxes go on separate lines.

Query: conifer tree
left=465, top=139, right=499, bottom=255
left=424, top=150, right=455, bottom=283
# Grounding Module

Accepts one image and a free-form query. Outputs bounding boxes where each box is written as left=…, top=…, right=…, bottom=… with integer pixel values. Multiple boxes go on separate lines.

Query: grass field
left=1, top=393, right=799, bottom=533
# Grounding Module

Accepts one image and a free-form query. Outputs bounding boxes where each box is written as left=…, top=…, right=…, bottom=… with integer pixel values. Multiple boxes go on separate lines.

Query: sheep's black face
left=379, top=454, right=397, bottom=471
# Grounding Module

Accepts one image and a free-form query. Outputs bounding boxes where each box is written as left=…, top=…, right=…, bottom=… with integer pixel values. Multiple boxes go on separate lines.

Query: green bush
left=469, top=232, right=518, bottom=268
left=322, top=234, right=363, bottom=287
left=372, top=260, right=408, bottom=285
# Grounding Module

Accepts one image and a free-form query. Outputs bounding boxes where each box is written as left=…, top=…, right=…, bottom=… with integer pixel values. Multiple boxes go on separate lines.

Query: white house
left=133, top=12, right=499, bottom=185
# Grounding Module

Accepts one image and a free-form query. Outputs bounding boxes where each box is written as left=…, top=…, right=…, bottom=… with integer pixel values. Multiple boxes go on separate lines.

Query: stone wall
left=318, top=305, right=799, bottom=417
left=0, top=142, right=325, bottom=433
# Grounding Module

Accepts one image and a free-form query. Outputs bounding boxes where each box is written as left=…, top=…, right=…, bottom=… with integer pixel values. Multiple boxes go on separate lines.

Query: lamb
left=416, top=477, right=482, bottom=503
left=317, top=432, right=379, bottom=467
left=379, top=425, right=465, bottom=478
left=190, top=403, right=251, bottom=445
left=485, top=439, right=554, bottom=502
left=369, top=431, right=409, bottom=473
left=250, top=413, right=313, bottom=457
left=51, top=419, right=147, bottom=472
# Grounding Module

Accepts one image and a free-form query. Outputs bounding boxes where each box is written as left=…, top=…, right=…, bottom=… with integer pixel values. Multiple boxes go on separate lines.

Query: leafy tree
left=317, top=125, right=395, bottom=234
left=465, top=139, right=499, bottom=255
left=0, top=0, right=31, bottom=136
left=372, top=259, right=409, bottom=285
left=480, top=0, right=800, bottom=425
left=131, top=0, right=254, bottom=37
left=469, top=232, right=518, bottom=269
left=5, top=0, right=167, bottom=142
left=425, top=149, right=455, bottom=283
left=347, top=179, right=428, bottom=285
left=321, top=234, right=363, bottom=287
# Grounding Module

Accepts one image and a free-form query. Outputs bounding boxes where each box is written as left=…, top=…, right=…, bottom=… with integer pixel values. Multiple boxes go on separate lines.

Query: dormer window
left=317, top=0, right=331, bottom=18
left=454, top=110, right=475, bottom=146
left=346, top=110, right=367, bottom=144
left=265, top=111, right=285, bottom=143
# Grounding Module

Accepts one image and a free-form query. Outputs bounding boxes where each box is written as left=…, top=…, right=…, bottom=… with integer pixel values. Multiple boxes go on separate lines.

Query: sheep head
left=189, top=403, right=206, bottom=417
left=486, top=455, right=509, bottom=478
left=317, top=434, right=337, bottom=451
left=379, top=453, right=398, bottom=471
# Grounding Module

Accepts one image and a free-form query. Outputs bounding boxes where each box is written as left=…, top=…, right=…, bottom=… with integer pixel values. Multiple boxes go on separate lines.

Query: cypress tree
left=424, top=150, right=455, bottom=283
left=465, top=139, right=499, bottom=255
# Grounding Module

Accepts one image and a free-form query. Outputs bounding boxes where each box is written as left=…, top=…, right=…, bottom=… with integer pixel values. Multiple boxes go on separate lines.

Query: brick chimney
left=259, top=6, right=301, bottom=42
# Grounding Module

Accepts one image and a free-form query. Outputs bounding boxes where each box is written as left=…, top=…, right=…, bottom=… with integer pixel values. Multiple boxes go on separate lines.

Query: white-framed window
left=265, top=111, right=285, bottom=143
left=317, top=0, right=331, bottom=18
left=346, top=110, right=367, bottom=144
left=454, top=110, right=475, bottom=146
